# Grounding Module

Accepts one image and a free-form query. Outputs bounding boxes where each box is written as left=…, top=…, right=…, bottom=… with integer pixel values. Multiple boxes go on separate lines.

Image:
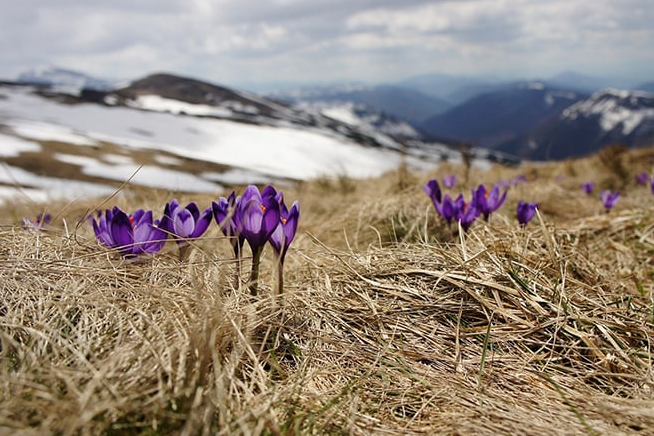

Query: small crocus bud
left=581, top=182, right=595, bottom=195
left=517, top=201, right=538, bottom=227
left=599, top=190, right=620, bottom=212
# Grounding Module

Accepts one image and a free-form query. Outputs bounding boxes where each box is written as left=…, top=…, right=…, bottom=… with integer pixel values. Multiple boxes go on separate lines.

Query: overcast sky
left=1, top=0, right=653, bottom=90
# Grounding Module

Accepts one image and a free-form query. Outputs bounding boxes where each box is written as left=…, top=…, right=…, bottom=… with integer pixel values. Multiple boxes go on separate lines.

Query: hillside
left=498, top=89, right=654, bottom=160
left=1, top=145, right=654, bottom=434
left=419, top=82, right=585, bottom=148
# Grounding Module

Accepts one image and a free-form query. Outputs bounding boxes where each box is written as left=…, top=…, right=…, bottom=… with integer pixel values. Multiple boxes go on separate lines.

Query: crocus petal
left=110, top=210, right=134, bottom=250
left=423, top=179, right=442, bottom=204
left=173, top=208, right=195, bottom=238
left=191, top=206, right=213, bottom=238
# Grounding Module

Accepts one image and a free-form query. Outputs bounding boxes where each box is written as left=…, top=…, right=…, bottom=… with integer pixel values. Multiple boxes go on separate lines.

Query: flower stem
left=249, top=246, right=263, bottom=296
left=178, top=243, right=190, bottom=262
left=233, top=242, right=242, bottom=291
left=276, top=256, right=284, bottom=295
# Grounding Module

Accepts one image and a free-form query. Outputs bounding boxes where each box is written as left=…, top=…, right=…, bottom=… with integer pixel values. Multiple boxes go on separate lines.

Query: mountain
left=294, top=101, right=423, bottom=140
left=496, top=89, right=654, bottom=160
left=396, top=73, right=501, bottom=105
left=635, top=81, right=654, bottom=93
left=418, top=82, right=586, bottom=148
left=268, top=84, right=451, bottom=124
left=106, top=73, right=427, bottom=149
left=16, top=66, right=118, bottom=92
left=2, top=72, right=515, bottom=202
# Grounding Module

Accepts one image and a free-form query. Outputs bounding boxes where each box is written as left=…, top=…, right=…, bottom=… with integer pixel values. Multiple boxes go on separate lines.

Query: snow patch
left=0, top=132, right=41, bottom=156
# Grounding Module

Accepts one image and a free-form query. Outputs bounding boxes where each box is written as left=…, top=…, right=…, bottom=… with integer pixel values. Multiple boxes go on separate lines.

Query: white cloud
left=0, top=0, right=652, bottom=86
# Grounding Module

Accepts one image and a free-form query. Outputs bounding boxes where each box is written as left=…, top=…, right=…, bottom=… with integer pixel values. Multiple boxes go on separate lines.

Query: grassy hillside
left=1, top=145, right=654, bottom=435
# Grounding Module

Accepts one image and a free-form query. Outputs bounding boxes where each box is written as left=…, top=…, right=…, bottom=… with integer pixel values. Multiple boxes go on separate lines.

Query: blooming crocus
left=517, top=201, right=538, bottom=227
left=423, top=179, right=442, bottom=207
left=22, top=212, right=51, bottom=231
left=435, top=193, right=462, bottom=225
left=456, top=200, right=481, bottom=232
left=636, top=172, right=649, bottom=185
left=92, top=206, right=167, bottom=257
left=237, top=185, right=280, bottom=295
left=599, top=190, right=620, bottom=212
left=269, top=195, right=300, bottom=295
left=581, top=182, right=595, bottom=195
left=474, top=184, right=507, bottom=221
left=160, top=199, right=212, bottom=260
left=443, top=175, right=457, bottom=189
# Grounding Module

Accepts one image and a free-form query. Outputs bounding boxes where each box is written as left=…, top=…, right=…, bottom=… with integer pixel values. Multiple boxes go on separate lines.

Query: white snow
left=321, top=105, right=363, bottom=126
left=4, top=119, right=98, bottom=146
left=0, top=163, right=117, bottom=205
left=53, top=153, right=223, bottom=193
left=562, top=90, right=654, bottom=135
left=0, top=132, right=41, bottom=156
left=128, top=94, right=233, bottom=118
left=0, top=86, right=410, bottom=180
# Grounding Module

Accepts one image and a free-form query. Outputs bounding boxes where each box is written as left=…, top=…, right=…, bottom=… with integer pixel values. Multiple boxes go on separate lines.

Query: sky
left=1, top=0, right=653, bottom=91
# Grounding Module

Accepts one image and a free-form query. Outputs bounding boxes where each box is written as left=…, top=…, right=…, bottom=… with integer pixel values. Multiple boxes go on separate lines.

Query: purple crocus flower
left=435, top=193, right=461, bottom=225
left=516, top=201, right=538, bottom=227
left=92, top=206, right=167, bottom=257
left=160, top=199, right=212, bottom=259
left=269, top=194, right=300, bottom=295
left=269, top=200, right=300, bottom=263
left=636, top=172, right=649, bottom=185
left=599, top=190, right=620, bottom=212
left=160, top=199, right=212, bottom=243
left=582, top=182, right=595, bottom=195
left=474, top=184, right=507, bottom=221
left=238, top=185, right=281, bottom=255
left=423, top=179, right=442, bottom=206
left=236, top=185, right=280, bottom=294
left=22, top=212, right=51, bottom=231
left=443, top=175, right=456, bottom=189
left=456, top=200, right=481, bottom=232
left=212, top=191, right=244, bottom=255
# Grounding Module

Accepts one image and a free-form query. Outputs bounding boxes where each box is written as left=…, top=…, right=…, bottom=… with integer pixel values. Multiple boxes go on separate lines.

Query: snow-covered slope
left=0, top=82, right=475, bottom=204
left=561, top=89, right=654, bottom=135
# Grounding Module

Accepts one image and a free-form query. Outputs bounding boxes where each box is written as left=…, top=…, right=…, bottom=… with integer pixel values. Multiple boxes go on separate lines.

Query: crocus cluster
left=213, top=185, right=300, bottom=294
left=424, top=179, right=507, bottom=232
left=92, top=207, right=167, bottom=257
left=91, top=185, right=300, bottom=295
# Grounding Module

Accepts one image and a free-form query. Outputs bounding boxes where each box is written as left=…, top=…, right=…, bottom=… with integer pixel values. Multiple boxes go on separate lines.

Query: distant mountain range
left=497, top=89, right=654, bottom=160
left=15, top=66, right=120, bottom=92
left=268, top=84, right=451, bottom=124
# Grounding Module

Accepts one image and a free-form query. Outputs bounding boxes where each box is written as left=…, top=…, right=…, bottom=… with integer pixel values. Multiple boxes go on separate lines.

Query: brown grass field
left=1, top=144, right=654, bottom=435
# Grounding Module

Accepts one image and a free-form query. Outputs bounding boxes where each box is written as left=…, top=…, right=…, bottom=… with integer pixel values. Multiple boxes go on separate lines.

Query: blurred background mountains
left=10, top=65, right=653, bottom=162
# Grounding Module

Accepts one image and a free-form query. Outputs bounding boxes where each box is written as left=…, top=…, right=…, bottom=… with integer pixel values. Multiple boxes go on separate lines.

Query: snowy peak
left=562, top=89, right=654, bottom=135
left=16, top=66, right=117, bottom=93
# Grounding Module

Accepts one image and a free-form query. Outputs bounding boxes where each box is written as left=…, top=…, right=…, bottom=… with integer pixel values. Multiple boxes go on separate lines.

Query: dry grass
left=1, top=147, right=654, bottom=435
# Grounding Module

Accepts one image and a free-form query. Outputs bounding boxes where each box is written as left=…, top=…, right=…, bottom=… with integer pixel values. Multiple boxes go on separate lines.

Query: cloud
left=0, top=0, right=652, bottom=87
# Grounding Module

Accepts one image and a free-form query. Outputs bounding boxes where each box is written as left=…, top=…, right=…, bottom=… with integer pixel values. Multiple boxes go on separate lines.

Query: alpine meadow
left=1, top=143, right=654, bottom=435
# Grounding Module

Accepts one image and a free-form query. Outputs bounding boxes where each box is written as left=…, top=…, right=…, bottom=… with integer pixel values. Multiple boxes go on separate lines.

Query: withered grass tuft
left=1, top=147, right=654, bottom=435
